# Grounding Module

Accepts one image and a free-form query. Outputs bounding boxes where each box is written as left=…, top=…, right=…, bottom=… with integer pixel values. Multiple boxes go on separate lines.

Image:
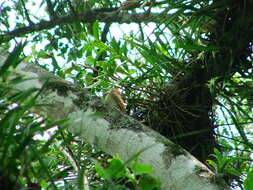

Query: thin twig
left=20, top=0, right=33, bottom=25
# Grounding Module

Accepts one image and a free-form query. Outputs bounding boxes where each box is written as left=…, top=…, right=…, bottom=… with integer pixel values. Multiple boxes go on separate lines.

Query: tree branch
left=0, top=8, right=163, bottom=40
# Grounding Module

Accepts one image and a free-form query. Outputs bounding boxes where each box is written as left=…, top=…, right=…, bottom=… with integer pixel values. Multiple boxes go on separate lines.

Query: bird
left=105, top=88, right=126, bottom=113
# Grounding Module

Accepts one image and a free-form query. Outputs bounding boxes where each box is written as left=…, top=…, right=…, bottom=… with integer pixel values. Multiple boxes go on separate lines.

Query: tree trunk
left=0, top=48, right=227, bottom=190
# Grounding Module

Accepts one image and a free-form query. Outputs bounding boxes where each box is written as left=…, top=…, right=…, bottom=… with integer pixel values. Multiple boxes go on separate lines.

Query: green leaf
left=111, top=37, right=120, bottom=52
left=244, top=169, right=253, bottom=190
left=131, top=162, right=152, bottom=175
left=9, top=87, right=38, bottom=103
left=37, top=51, right=51, bottom=59
left=94, top=162, right=110, bottom=179
left=92, top=21, right=100, bottom=40
left=86, top=56, right=95, bottom=64
left=226, top=167, right=241, bottom=177
left=107, top=157, right=127, bottom=179
left=0, top=42, right=26, bottom=76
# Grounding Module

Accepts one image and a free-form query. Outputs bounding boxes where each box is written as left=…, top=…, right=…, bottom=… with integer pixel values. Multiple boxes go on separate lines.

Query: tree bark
left=0, top=48, right=227, bottom=190
left=0, top=11, right=162, bottom=40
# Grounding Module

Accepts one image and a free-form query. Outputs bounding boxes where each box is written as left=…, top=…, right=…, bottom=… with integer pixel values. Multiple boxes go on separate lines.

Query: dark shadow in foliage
left=126, top=0, right=253, bottom=170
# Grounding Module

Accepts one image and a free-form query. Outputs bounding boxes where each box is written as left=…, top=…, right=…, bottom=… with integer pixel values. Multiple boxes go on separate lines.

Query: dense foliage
left=0, top=0, right=253, bottom=189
